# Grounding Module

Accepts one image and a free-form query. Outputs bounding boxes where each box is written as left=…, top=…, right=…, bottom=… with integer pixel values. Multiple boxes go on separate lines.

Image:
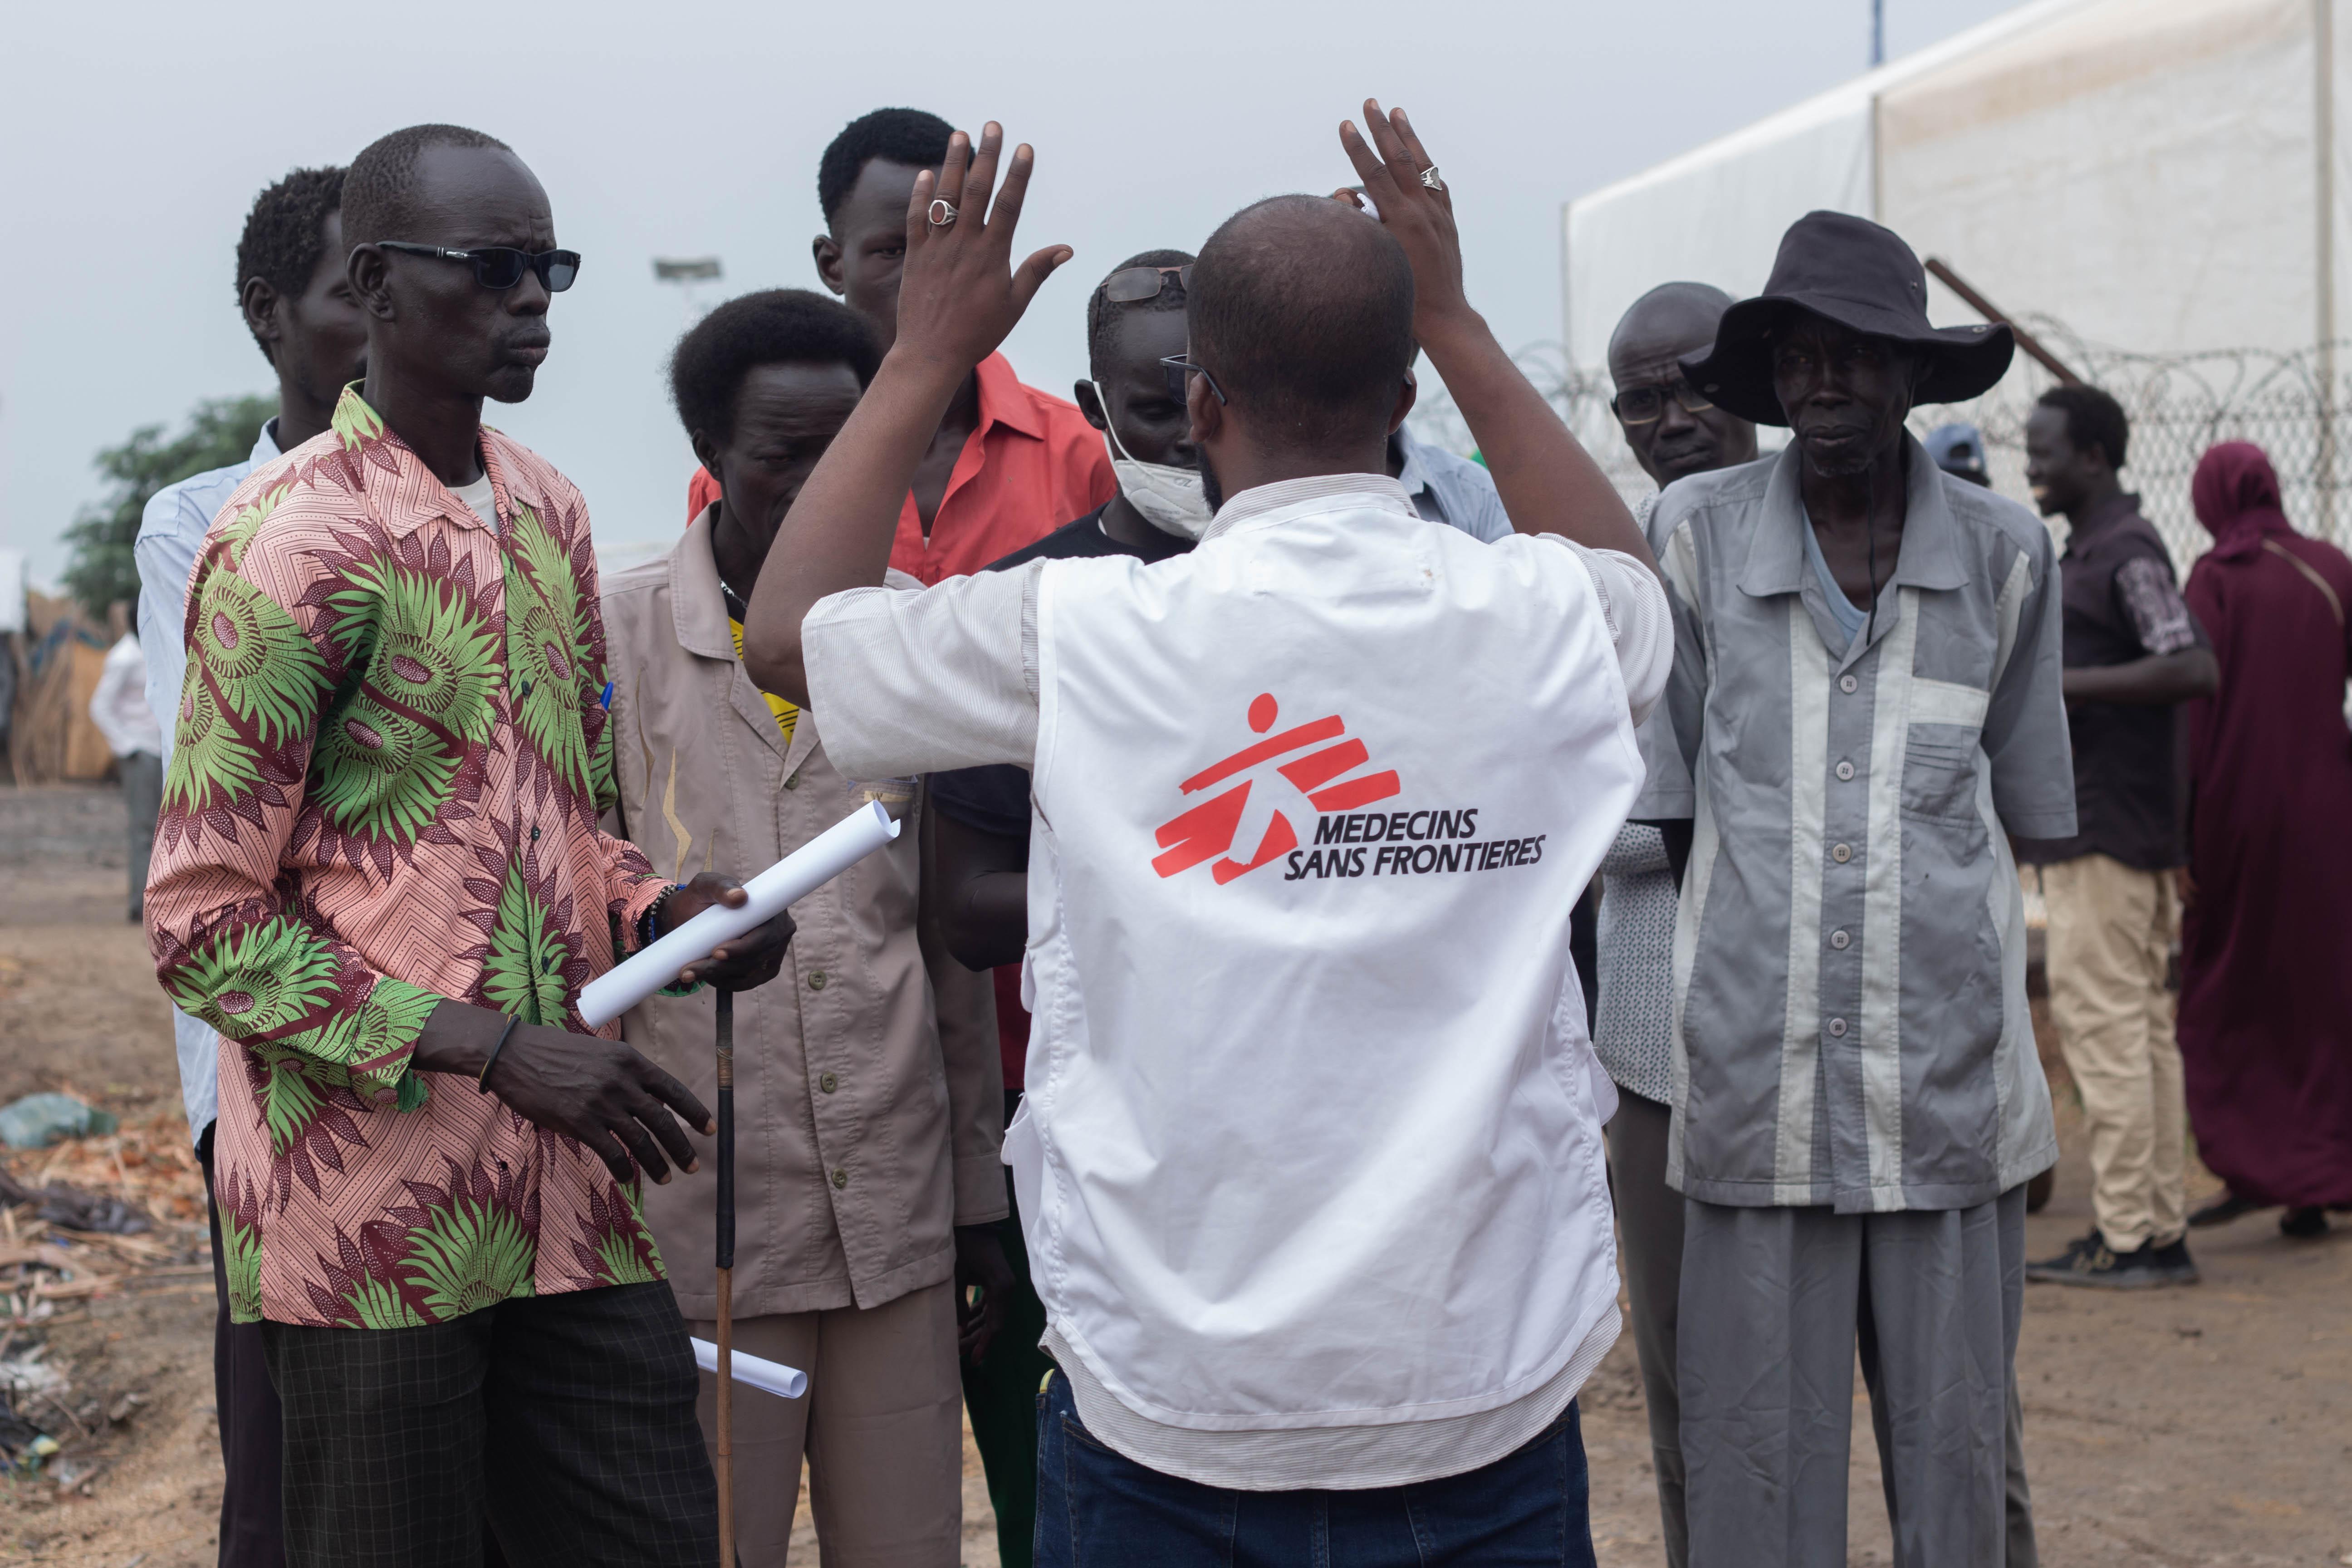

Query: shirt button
left=808, top=970, right=828, bottom=991
left=519, top=678, right=533, bottom=697
left=784, top=774, right=800, bottom=791
left=529, top=826, right=540, bottom=842
left=1830, top=929, right=1851, bottom=950
left=830, top=1168, right=849, bottom=1189
left=819, top=1071, right=838, bottom=1093
left=1840, top=674, right=1858, bottom=694
left=1832, top=843, right=1853, bottom=863
left=1835, top=760, right=1855, bottom=782
left=1828, top=1017, right=1848, bottom=1037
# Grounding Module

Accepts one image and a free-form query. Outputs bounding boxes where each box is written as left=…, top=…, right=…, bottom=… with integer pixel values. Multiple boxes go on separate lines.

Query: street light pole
left=654, top=256, right=725, bottom=328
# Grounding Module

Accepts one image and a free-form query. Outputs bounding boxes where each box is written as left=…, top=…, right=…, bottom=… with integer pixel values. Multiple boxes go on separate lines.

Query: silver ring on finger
left=927, top=198, right=958, bottom=228
left=1418, top=165, right=1445, bottom=191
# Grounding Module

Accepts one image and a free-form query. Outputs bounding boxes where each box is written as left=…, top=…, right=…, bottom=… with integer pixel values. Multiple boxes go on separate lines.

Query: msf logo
left=1151, top=693, right=1401, bottom=884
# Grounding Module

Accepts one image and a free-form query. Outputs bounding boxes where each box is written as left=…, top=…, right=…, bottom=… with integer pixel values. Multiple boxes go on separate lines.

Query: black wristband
left=475, top=1015, right=521, bottom=1095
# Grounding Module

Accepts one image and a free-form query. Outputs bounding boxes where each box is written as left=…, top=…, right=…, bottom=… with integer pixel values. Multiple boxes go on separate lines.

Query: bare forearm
left=741, top=347, right=965, bottom=704
left=942, top=871, right=1028, bottom=971
left=1416, top=310, right=1654, bottom=573
left=2063, top=647, right=2217, bottom=706
left=408, top=998, right=520, bottom=1077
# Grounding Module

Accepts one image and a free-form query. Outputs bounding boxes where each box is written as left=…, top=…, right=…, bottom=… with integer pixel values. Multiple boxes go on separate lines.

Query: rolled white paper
left=692, top=1336, right=808, bottom=1399
left=578, top=800, right=900, bottom=1027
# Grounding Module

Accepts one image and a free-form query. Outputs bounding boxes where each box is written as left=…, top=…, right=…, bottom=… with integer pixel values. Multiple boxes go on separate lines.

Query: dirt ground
left=4, top=782, right=2347, bottom=1566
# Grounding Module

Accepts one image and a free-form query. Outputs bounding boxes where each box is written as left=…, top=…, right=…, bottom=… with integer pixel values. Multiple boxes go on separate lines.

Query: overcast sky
left=0, top=0, right=2019, bottom=588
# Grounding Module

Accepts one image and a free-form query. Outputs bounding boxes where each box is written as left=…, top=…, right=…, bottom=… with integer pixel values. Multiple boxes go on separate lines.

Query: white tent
left=1561, top=0, right=2352, bottom=554
left=1565, top=0, right=2340, bottom=366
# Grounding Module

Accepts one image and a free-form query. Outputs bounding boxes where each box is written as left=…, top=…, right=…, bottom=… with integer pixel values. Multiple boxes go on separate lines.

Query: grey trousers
left=1606, top=1091, right=1687, bottom=1568
left=1680, top=1188, right=2026, bottom=1568
left=122, top=748, right=161, bottom=921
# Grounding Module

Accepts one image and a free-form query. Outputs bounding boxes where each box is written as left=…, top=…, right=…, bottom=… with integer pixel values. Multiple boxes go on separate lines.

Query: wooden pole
left=1923, top=257, right=2084, bottom=385
left=714, top=988, right=735, bottom=1568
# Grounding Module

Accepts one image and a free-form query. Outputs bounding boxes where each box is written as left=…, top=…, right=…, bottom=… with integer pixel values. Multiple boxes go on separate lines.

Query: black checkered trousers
left=261, top=1282, right=718, bottom=1567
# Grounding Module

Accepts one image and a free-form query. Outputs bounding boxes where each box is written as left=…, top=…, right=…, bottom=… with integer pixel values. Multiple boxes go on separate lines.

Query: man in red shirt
left=687, top=108, right=1110, bottom=581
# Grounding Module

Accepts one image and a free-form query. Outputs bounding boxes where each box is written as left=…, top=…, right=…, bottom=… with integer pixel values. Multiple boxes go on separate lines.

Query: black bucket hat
left=1679, top=211, right=2015, bottom=427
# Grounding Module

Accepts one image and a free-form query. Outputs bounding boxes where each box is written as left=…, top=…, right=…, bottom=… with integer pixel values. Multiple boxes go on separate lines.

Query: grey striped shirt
left=1635, top=437, right=2074, bottom=1213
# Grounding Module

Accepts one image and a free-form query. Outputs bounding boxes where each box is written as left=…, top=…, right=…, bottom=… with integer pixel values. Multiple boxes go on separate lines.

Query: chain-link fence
left=1413, top=330, right=2352, bottom=575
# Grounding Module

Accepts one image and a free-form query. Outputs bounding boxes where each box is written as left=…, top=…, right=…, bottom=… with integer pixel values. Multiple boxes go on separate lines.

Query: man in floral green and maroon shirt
left=145, top=123, right=793, bottom=1568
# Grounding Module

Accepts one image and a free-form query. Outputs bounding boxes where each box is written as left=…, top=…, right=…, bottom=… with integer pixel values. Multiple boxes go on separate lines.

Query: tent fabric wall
left=1880, top=0, right=2317, bottom=360
left=1563, top=91, right=1874, bottom=368
left=1560, top=0, right=2083, bottom=369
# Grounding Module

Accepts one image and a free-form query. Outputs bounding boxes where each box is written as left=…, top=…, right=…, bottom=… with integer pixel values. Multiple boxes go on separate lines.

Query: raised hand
left=1338, top=100, right=1471, bottom=338
left=891, top=122, right=1072, bottom=378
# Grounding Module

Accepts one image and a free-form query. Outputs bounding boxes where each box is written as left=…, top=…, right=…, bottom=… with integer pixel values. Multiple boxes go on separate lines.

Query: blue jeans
left=1032, top=1372, right=1597, bottom=1567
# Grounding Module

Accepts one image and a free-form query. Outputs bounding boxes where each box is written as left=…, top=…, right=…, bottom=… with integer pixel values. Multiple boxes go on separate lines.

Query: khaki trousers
left=689, top=1279, right=962, bottom=1568
left=2041, top=853, right=2187, bottom=1252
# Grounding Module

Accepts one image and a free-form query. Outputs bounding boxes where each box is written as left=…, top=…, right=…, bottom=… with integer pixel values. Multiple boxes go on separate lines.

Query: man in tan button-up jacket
left=600, top=289, right=1007, bottom=1565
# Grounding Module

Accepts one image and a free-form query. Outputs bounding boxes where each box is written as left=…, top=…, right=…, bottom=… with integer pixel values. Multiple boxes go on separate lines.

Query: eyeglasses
left=1611, top=380, right=1715, bottom=425
left=1160, top=353, right=1227, bottom=406
left=377, top=242, right=582, bottom=293
left=1101, top=265, right=1191, bottom=304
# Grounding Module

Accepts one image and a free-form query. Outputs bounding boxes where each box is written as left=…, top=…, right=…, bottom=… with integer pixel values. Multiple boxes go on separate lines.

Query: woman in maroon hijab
left=2178, top=441, right=2352, bottom=1239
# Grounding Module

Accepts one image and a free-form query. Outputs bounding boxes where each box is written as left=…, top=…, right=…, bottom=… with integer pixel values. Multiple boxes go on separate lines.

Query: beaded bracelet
left=641, top=884, right=681, bottom=949
left=475, top=1015, right=521, bottom=1095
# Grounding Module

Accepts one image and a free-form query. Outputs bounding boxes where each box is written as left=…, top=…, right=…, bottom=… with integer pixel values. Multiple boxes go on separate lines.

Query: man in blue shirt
left=132, top=162, right=366, bottom=1568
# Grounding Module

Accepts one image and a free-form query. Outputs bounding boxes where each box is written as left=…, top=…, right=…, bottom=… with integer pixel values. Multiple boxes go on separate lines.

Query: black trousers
left=260, top=1280, right=717, bottom=1568
left=201, top=1125, right=288, bottom=1568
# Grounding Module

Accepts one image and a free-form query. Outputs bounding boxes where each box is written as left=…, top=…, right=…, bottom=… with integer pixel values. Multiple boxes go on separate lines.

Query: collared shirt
left=600, top=510, right=1005, bottom=1321
left=1637, top=436, right=2075, bottom=1213
left=145, top=387, right=672, bottom=1327
left=89, top=635, right=162, bottom=757
left=798, top=474, right=1671, bottom=1489
left=1392, top=426, right=1513, bottom=542
left=685, top=351, right=1113, bottom=584
left=137, top=420, right=282, bottom=1142
left=2014, top=491, right=2204, bottom=872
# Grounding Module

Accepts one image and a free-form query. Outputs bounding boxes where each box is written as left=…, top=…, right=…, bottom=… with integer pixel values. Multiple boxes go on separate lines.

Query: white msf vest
left=1007, top=489, right=1645, bottom=1446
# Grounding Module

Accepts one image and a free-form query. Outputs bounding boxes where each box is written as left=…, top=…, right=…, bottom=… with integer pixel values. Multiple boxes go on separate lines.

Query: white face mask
left=1091, top=381, right=1214, bottom=540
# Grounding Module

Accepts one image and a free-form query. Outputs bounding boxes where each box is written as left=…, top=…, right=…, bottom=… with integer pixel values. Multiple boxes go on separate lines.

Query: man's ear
left=1387, top=371, right=1419, bottom=436
left=240, top=277, right=283, bottom=361
left=1187, top=371, right=1224, bottom=449
left=1072, top=379, right=1108, bottom=431
left=689, top=430, right=722, bottom=479
left=812, top=232, right=846, bottom=298
left=347, top=244, right=396, bottom=321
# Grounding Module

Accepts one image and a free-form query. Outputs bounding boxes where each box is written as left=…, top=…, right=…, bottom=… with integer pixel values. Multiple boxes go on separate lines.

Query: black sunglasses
left=378, top=242, right=582, bottom=293
left=1160, top=353, right=1228, bottom=406
left=1610, top=379, right=1714, bottom=425
left=1101, top=265, right=1191, bottom=304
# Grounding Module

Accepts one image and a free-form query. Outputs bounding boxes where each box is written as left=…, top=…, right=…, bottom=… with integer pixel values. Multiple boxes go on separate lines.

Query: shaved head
left=1607, top=281, right=1735, bottom=384
left=1607, top=281, right=1757, bottom=487
left=1188, top=195, right=1416, bottom=456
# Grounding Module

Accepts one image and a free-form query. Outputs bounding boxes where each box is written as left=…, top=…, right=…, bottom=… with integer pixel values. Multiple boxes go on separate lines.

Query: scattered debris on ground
left=2, top=1098, right=209, bottom=1534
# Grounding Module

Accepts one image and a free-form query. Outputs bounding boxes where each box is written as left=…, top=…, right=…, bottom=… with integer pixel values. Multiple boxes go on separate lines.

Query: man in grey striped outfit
left=1637, top=212, right=2074, bottom=1567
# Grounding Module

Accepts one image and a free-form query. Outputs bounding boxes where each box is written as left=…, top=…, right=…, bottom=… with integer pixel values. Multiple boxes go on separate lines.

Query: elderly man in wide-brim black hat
left=1627, top=211, right=2077, bottom=1567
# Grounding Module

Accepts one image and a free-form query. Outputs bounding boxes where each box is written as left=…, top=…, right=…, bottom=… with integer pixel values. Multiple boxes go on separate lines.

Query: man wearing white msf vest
left=743, top=103, right=1669, bottom=1561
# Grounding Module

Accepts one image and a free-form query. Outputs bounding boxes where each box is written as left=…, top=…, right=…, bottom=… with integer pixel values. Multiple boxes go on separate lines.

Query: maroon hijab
left=2190, top=440, right=2297, bottom=562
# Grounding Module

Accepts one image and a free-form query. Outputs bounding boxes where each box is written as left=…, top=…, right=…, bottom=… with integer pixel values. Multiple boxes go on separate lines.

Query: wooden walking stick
left=714, top=987, right=736, bottom=1568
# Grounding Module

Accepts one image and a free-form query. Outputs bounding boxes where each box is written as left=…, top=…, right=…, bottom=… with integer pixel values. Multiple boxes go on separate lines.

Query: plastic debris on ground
left=0, top=1094, right=120, bottom=1152
left=0, top=1099, right=209, bottom=1499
